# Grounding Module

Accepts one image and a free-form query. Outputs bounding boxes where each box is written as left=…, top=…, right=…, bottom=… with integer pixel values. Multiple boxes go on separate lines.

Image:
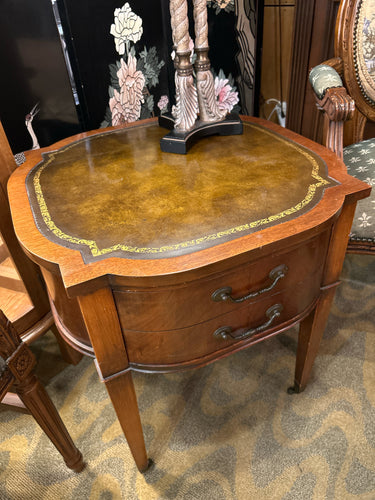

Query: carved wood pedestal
left=8, top=117, right=370, bottom=472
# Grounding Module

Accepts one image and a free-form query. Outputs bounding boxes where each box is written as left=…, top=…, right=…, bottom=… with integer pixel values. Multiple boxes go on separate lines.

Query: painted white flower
left=358, top=212, right=372, bottom=227
left=360, top=149, right=370, bottom=154
left=356, top=166, right=369, bottom=172
left=366, top=158, right=375, bottom=164
left=365, top=178, right=375, bottom=186
left=349, top=157, right=361, bottom=163
left=110, top=3, right=143, bottom=56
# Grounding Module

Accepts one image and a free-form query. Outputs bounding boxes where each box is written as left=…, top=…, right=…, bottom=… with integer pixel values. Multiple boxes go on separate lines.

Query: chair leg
left=16, top=373, right=85, bottom=472
left=51, top=325, right=83, bottom=366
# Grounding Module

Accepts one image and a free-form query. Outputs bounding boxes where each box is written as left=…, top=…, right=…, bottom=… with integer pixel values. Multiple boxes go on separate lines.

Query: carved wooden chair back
left=309, top=0, right=375, bottom=254
left=336, top=0, right=375, bottom=142
left=0, top=309, right=84, bottom=472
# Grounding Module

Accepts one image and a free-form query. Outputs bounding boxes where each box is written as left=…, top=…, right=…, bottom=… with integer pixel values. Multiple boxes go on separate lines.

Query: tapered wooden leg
left=16, top=374, right=85, bottom=472
left=291, top=286, right=337, bottom=393
left=101, top=369, right=150, bottom=472
left=78, top=287, right=149, bottom=472
left=51, top=324, right=83, bottom=365
left=290, top=201, right=357, bottom=393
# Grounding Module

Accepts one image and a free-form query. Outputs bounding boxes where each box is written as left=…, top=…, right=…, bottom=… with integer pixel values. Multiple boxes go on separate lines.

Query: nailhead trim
left=350, top=235, right=375, bottom=242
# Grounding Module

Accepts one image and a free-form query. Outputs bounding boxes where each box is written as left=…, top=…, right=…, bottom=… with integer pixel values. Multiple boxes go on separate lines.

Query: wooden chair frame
left=310, top=0, right=375, bottom=254
left=0, top=310, right=84, bottom=472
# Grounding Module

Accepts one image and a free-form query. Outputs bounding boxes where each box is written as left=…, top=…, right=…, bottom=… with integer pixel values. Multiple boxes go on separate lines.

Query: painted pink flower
left=157, top=95, right=169, bottom=112
left=110, top=54, right=145, bottom=125
left=109, top=88, right=126, bottom=125
left=214, top=76, right=239, bottom=112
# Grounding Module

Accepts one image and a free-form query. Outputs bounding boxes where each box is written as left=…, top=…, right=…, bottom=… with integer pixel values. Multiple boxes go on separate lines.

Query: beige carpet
left=0, top=254, right=374, bottom=499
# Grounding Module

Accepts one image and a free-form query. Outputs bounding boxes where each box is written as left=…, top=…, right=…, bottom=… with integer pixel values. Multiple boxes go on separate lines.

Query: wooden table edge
left=7, top=117, right=371, bottom=296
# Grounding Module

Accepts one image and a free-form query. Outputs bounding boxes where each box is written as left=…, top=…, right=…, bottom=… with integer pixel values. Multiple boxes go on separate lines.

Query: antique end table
left=8, top=117, right=370, bottom=472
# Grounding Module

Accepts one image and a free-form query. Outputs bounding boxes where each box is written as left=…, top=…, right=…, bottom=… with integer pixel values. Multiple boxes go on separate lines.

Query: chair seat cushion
left=343, top=138, right=375, bottom=242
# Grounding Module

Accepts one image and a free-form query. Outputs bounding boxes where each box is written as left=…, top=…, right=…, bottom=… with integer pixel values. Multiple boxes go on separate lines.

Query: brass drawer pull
left=211, top=264, right=288, bottom=303
left=213, top=303, right=283, bottom=341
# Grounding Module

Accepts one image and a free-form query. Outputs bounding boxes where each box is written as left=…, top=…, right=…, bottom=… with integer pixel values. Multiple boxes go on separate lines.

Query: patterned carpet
left=0, top=254, right=374, bottom=499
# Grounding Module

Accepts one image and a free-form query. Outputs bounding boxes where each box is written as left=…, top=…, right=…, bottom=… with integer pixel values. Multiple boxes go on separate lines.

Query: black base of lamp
left=159, top=113, right=243, bottom=154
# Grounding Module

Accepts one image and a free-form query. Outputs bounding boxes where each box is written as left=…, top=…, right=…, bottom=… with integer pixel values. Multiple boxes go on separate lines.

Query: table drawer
left=123, top=277, right=320, bottom=367
left=114, top=231, right=329, bottom=331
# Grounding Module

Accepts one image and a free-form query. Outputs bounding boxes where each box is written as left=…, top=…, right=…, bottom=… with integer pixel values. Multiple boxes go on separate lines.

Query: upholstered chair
left=309, top=0, right=374, bottom=253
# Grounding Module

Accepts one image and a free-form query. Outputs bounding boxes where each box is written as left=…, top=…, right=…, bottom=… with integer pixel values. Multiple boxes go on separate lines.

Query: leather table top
left=25, top=120, right=334, bottom=263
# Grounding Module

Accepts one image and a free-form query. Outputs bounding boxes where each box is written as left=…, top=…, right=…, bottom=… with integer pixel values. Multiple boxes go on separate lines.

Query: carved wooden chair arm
left=318, top=57, right=344, bottom=76
left=316, top=86, right=355, bottom=123
left=309, top=64, right=355, bottom=158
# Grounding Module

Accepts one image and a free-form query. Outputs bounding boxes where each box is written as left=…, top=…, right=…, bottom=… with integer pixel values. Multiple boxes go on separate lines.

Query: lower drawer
left=123, top=279, right=319, bottom=367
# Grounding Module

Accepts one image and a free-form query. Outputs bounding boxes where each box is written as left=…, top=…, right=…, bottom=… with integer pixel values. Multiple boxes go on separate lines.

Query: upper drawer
left=114, top=230, right=330, bottom=331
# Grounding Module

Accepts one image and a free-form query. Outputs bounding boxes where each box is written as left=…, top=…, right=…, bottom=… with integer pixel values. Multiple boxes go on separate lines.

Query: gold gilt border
left=31, top=123, right=331, bottom=258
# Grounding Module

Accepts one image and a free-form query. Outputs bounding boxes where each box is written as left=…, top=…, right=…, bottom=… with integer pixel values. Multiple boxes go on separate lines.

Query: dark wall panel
left=0, top=0, right=80, bottom=154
